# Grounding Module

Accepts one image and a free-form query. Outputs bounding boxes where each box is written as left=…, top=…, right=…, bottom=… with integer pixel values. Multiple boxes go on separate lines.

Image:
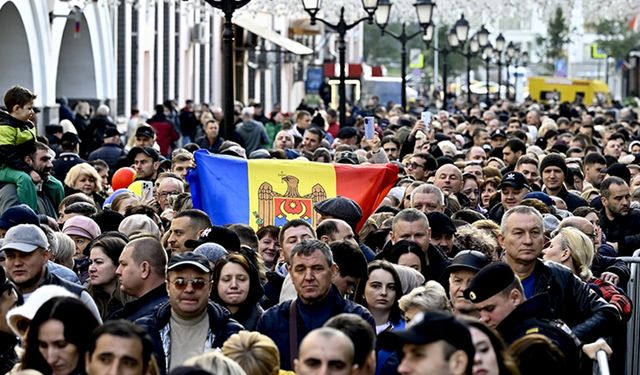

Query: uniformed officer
left=464, top=262, right=581, bottom=367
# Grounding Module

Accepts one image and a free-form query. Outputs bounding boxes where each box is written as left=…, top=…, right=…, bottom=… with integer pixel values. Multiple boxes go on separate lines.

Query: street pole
left=485, top=56, right=490, bottom=105
left=497, top=58, right=502, bottom=100
left=442, top=48, right=448, bottom=109
left=466, top=54, right=472, bottom=106
left=377, top=23, right=424, bottom=111
left=205, top=0, right=251, bottom=139
left=302, top=4, right=377, bottom=128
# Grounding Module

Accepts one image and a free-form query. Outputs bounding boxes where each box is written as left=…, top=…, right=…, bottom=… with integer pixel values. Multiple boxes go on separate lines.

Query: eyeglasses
left=169, top=277, right=209, bottom=290
left=158, top=191, right=180, bottom=198
left=408, top=162, right=425, bottom=170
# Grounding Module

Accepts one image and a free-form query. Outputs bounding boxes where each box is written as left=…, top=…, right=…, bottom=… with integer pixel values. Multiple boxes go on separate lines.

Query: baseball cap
left=464, top=262, right=516, bottom=303
left=1, top=224, right=48, bottom=253
left=446, top=250, right=490, bottom=273
left=379, top=311, right=474, bottom=359
left=167, top=251, right=211, bottom=273
left=0, top=205, right=39, bottom=229
left=135, top=125, right=155, bottom=139
left=490, top=129, right=507, bottom=140
left=129, top=146, right=161, bottom=162
left=184, top=226, right=241, bottom=253
left=61, top=132, right=81, bottom=145
left=499, top=171, right=530, bottom=191
left=103, top=126, right=120, bottom=138
left=335, top=151, right=359, bottom=165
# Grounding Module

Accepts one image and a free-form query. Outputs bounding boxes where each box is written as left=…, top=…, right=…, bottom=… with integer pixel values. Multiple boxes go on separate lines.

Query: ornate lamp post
left=451, top=15, right=488, bottom=106
left=483, top=43, right=494, bottom=105
left=374, top=0, right=435, bottom=111
left=422, top=25, right=458, bottom=110
left=204, top=0, right=252, bottom=139
left=302, top=0, right=379, bottom=128
left=494, top=33, right=505, bottom=100
left=506, top=41, right=516, bottom=101
left=513, top=50, right=528, bottom=102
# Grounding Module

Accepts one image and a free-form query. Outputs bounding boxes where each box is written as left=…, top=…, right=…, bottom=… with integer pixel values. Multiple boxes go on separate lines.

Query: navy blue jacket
left=107, top=283, right=168, bottom=322
left=136, top=301, right=243, bottom=375
left=257, top=285, right=375, bottom=371
left=88, top=143, right=127, bottom=169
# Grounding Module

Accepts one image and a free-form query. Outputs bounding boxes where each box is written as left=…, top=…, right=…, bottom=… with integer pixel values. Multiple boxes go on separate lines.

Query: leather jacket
left=532, top=259, right=621, bottom=343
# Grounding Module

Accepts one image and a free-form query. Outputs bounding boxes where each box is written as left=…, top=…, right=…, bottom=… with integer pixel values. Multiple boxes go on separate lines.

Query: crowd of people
left=0, top=84, right=637, bottom=375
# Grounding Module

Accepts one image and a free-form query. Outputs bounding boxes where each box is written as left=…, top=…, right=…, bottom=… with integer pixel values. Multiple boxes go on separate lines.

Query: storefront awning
left=233, top=15, right=313, bottom=56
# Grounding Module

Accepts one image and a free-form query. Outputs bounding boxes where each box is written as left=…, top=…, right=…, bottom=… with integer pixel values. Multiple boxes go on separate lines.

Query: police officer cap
left=464, top=262, right=516, bottom=303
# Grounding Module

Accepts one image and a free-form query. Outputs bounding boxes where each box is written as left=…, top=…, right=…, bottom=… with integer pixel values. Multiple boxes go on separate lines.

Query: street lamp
left=204, top=0, right=252, bottom=139
left=483, top=43, right=494, bottom=105
left=374, top=0, right=435, bottom=111
left=450, top=15, right=486, bottom=107
left=494, top=33, right=505, bottom=100
left=423, top=25, right=458, bottom=110
left=505, top=41, right=516, bottom=100
left=302, top=0, right=379, bottom=128
left=513, top=49, right=528, bottom=102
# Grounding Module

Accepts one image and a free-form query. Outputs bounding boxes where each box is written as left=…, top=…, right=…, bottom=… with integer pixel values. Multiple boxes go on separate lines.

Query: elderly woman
left=63, top=163, right=105, bottom=208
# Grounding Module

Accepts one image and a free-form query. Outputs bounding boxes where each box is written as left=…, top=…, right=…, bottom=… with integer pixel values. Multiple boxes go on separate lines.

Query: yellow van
left=528, top=76, right=611, bottom=106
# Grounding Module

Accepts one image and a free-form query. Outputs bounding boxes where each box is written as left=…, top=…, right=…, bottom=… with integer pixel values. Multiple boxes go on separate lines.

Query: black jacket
left=257, top=285, right=375, bottom=370
left=599, top=207, right=640, bottom=257
left=107, top=283, right=168, bottom=322
left=88, top=143, right=127, bottom=169
left=0, top=331, right=19, bottom=375
left=136, top=301, right=243, bottom=375
left=497, top=293, right=581, bottom=366
left=544, top=186, right=588, bottom=212
left=591, top=253, right=630, bottom=285
left=424, top=243, right=452, bottom=283
left=531, top=259, right=621, bottom=343
left=488, top=203, right=505, bottom=224
left=53, top=152, right=85, bottom=182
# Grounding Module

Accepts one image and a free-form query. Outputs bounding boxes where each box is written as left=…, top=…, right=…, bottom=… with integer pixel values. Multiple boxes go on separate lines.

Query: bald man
left=295, top=327, right=358, bottom=375
left=433, top=165, right=463, bottom=195
left=557, top=217, right=629, bottom=286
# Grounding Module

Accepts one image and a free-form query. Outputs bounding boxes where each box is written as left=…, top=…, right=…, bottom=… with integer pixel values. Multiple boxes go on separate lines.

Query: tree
left=535, top=6, right=571, bottom=72
left=589, top=19, right=640, bottom=60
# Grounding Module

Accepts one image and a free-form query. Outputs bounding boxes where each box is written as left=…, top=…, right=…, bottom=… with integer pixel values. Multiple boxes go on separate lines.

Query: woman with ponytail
left=543, top=227, right=632, bottom=322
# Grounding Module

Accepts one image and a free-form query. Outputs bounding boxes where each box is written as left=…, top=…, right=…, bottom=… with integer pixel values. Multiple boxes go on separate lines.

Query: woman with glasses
left=211, top=253, right=264, bottom=331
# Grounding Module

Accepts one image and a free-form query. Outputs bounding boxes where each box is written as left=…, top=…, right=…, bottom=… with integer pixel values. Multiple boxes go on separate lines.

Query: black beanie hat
left=539, top=153, right=567, bottom=177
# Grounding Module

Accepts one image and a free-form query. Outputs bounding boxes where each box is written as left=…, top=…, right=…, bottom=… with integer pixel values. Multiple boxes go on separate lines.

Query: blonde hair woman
left=542, top=227, right=593, bottom=280
left=63, top=163, right=104, bottom=207
left=543, top=227, right=632, bottom=321
left=183, top=351, right=246, bottom=375
left=222, top=331, right=281, bottom=375
left=398, top=281, right=452, bottom=323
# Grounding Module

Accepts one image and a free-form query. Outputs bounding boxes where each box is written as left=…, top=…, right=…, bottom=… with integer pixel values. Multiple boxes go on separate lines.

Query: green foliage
left=363, top=23, right=481, bottom=85
left=589, top=19, right=640, bottom=60
left=535, top=7, right=571, bottom=72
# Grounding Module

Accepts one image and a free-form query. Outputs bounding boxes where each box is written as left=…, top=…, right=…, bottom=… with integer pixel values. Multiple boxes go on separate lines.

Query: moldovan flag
left=187, top=150, right=398, bottom=230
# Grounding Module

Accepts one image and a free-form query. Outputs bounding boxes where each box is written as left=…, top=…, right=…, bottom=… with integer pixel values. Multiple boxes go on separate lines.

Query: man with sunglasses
left=136, top=252, right=242, bottom=375
left=405, top=152, right=437, bottom=182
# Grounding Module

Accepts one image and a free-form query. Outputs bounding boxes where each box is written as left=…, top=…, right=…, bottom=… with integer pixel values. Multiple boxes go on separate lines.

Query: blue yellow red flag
left=187, top=151, right=398, bottom=230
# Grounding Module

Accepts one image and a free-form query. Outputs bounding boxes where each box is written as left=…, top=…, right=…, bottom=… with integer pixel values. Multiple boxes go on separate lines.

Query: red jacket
left=148, top=116, right=179, bottom=156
